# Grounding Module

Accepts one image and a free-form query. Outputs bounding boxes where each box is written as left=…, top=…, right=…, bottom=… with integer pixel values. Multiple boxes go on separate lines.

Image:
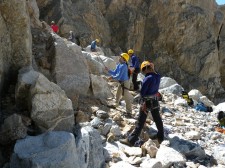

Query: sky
left=216, top=0, right=225, bottom=5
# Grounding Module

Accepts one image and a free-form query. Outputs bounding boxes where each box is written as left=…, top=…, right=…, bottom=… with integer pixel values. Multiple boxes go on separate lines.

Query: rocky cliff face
left=0, top=0, right=32, bottom=96
left=36, top=0, right=225, bottom=103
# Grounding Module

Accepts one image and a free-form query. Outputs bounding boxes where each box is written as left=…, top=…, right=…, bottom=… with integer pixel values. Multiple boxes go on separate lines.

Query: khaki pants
left=116, top=80, right=132, bottom=113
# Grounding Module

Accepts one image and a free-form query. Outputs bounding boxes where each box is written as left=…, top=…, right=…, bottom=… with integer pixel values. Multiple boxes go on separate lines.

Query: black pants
left=132, top=68, right=140, bottom=90
left=128, top=99, right=164, bottom=145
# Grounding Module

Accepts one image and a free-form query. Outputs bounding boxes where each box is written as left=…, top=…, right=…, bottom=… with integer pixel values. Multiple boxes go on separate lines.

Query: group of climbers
left=105, top=50, right=164, bottom=146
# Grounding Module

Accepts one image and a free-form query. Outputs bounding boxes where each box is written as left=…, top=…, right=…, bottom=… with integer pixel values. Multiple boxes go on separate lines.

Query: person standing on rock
left=120, top=61, right=164, bottom=146
left=50, top=21, right=59, bottom=34
left=128, top=49, right=140, bottom=91
left=105, top=53, right=132, bottom=116
left=91, top=39, right=100, bottom=52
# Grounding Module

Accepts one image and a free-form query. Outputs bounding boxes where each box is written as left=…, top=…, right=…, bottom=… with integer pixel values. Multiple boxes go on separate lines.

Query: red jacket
left=51, top=24, right=59, bottom=33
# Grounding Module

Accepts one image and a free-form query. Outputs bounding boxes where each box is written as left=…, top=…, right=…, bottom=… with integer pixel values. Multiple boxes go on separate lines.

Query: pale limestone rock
left=159, top=77, right=178, bottom=89
left=185, top=131, right=201, bottom=140
left=188, top=89, right=203, bottom=101
left=10, top=131, right=78, bottom=168
left=159, top=84, right=184, bottom=95
left=142, top=139, right=158, bottom=158
left=110, top=161, right=136, bottom=168
left=103, top=142, right=128, bottom=162
left=90, top=74, right=113, bottom=99
left=82, top=51, right=104, bottom=75
left=110, top=125, right=122, bottom=137
left=124, top=147, right=142, bottom=157
left=98, top=55, right=117, bottom=70
left=128, top=156, right=142, bottom=165
left=51, top=34, right=90, bottom=107
left=140, top=158, right=162, bottom=168
left=174, top=97, right=188, bottom=107
left=75, top=126, right=105, bottom=168
left=199, top=96, right=214, bottom=107
left=156, top=146, right=186, bottom=168
left=30, top=73, right=74, bottom=132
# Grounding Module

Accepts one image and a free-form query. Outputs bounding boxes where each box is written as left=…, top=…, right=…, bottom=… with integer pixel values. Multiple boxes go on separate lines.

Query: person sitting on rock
left=120, top=61, right=164, bottom=146
left=91, top=39, right=100, bottom=52
left=68, top=31, right=75, bottom=43
left=105, top=53, right=132, bottom=116
left=50, top=21, right=59, bottom=34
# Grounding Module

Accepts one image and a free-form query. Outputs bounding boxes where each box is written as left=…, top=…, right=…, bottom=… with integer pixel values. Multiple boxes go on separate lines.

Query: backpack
left=217, top=111, right=225, bottom=127
left=195, top=102, right=207, bottom=112
left=181, top=91, right=194, bottom=106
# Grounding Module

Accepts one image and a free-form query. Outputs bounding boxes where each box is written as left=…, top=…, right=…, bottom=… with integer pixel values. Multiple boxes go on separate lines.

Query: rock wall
left=0, top=0, right=32, bottom=95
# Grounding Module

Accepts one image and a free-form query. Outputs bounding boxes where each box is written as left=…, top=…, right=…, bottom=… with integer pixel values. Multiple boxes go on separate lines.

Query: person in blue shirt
left=91, top=39, right=100, bottom=52
left=105, top=53, right=132, bottom=115
left=120, top=61, right=164, bottom=146
left=128, top=49, right=140, bottom=91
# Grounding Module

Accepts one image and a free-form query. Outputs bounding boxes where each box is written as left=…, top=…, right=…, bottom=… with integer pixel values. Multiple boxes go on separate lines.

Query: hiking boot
left=119, top=138, right=132, bottom=146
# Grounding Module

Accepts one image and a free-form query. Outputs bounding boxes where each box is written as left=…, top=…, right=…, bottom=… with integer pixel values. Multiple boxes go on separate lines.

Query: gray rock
left=50, top=34, right=90, bottom=107
left=30, top=73, right=74, bottom=132
left=75, top=126, right=105, bottom=168
left=159, top=84, right=184, bottom=95
left=212, top=144, right=225, bottom=165
left=96, top=110, right=109, bottom=120
left=90, top=74, right=113, bottom=99
left=169, top=136, right=206, bottom=159
left=156, top=145, right=186, bottom=168
left=10, top=131, right=78, bottom=168
left=90, top=117, right=103, bottom=128
left=0, top=114, right=27, bottom=145
left=160, top=77, right=178, bottom=89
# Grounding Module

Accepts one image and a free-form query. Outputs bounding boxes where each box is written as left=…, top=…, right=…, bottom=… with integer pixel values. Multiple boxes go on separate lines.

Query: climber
left=120, top=61, right=164, bottom=146
left=128, top=49, right=140, bottom=91
left=91, top=39, right=100, bottom=52
left=68, top=31, right=75, bottom=43
left=105, top=53, right=132, bottom=116
left=50, top=21, right=59, bottom=34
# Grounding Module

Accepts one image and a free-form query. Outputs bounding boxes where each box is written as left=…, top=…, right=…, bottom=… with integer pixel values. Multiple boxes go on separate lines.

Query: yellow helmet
left=120, top=53, right=129, bottom=62
left=96, top=39, right=100, bottom=43
left=141, top=61, right=151, bottom=71
left=128, top=49, right=134, bottom=54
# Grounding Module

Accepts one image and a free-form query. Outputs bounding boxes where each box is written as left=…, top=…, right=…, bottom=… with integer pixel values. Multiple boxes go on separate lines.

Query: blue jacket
left=141, top=72, right=161, bottom=97
left=130, top=54, right=140, bottom=69
left=108, top=63, right=129, bottom=81
left=91, top=40, right=96, bottom=49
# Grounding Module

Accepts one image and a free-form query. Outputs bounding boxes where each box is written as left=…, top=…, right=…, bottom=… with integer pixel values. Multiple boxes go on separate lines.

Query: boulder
left=159, top=84, right=184, bottom=95
left=159, top=77, right=178, bottom=89
left=49, top=34, right=90, bottom=107
left=10, top=131, right=78, bottom=168
left=212, top=144, right=225, bottom=165
left=30, top=73, right=74, bottom=132
left=75, top=126, right=105, bottom=168
left=15, top=68, right=39, bottom=112
left=90, top=74, right=113, bottom=99
left=156, top=145, right=186, bottom=168
left=0, top=114, right=27, bottom=145
left=82, top=51, right=104, bottom=75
